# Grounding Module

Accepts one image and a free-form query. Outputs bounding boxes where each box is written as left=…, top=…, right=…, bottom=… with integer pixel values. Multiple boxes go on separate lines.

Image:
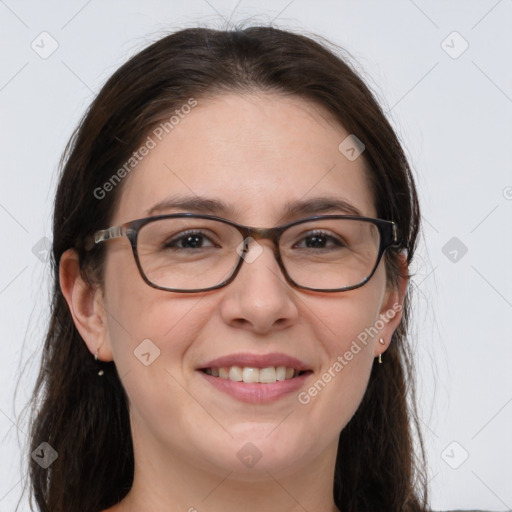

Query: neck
left=111, top=432, right=340, bottom=512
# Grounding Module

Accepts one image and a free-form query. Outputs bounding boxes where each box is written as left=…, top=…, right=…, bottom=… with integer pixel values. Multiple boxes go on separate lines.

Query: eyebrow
left=145, top=195, right=363, bottom=220
left=145, top=195, right=236, bottom=217
left=282, top=196, right=362, bottom=218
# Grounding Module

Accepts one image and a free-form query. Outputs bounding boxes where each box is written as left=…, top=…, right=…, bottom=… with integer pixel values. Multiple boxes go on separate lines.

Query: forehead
left=113, top=92, right=376, bottom=225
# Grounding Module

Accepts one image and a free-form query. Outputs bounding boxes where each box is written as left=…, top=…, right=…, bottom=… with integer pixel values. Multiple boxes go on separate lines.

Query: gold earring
left=378, top=338, right=385, bottom=364
left=94, top=348, right=104, bottom=376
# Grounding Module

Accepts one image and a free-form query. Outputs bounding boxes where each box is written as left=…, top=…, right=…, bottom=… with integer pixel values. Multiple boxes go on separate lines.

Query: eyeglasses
left=92, top=213, right=398, bottom=293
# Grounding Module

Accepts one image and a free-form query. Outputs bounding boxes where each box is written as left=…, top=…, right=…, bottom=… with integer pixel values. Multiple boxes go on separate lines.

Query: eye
left=293, top=230, right=346, bottom=250
left=163, top=230, right=218, bottom=249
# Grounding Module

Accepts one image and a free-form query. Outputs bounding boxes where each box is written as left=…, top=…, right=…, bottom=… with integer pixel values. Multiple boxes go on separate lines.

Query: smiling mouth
left=200, top=366, right=311, bottom=384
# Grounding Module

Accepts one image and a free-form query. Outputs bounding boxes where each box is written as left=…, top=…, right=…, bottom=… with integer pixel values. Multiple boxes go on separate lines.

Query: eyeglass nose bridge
left=242, top=224, right=283, bottom=242
left=237, top=225, right=286, bottom=259
left=231, top=225, right=297, bottom=290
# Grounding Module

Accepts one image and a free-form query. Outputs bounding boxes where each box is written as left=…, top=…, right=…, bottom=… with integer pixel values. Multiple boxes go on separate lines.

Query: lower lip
left=197, top=371, right=312, bottom=404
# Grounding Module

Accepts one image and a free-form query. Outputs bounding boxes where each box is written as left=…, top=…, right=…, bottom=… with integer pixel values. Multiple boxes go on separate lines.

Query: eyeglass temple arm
left=95, top=226, right=124, bottom=244
left=392, top=223, right=398, bottom=243
left=379, top=221, right=399, bottom=249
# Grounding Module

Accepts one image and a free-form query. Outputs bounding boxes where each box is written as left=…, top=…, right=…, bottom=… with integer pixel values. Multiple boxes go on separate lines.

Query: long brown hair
left=19, top=25, right=427, bottom=512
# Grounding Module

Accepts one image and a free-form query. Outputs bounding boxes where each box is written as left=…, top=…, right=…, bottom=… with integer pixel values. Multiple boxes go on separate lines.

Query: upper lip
left=198, top=352, right=311, bottom=371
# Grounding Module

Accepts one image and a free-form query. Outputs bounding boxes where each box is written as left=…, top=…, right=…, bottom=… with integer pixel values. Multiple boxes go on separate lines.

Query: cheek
left=101, top=274, right=214, bottom=444
left=309, top=261, right=387, bottom=342
left=309, top=292, right=382, bottom=355
left=299, top=285, right=384, bottom=431
left=101, top=250, right=210, bottom=383
left=104, top=286, right=208, bottom=367
left=301, top=318, right=375, bottom=438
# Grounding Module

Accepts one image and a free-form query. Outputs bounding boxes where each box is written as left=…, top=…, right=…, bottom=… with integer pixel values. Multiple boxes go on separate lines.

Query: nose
left=218, top=239, right=300, bottom=334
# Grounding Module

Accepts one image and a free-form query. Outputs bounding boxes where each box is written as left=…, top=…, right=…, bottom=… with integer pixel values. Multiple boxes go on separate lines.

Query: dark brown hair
left=19, top=25, right=427, bottom=512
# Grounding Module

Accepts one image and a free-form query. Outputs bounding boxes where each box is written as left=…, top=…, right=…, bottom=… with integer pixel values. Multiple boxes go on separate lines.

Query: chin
left=210, top=432, right=315, bottom=478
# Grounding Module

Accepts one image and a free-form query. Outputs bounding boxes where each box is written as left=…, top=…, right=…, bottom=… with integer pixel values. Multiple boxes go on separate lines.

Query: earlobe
left=59, top=248, right=114, bottom=361
left=374, top=253, right=408, bottom=358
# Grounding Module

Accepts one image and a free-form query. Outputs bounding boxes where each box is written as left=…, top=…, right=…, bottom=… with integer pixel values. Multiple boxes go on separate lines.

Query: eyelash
left=162, top=229, right=345, bottom=250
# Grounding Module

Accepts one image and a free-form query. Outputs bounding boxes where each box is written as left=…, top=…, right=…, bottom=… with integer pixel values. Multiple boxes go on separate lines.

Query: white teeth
left=204, top=365, right=303, bottom=384
left=276, top=365, right=286, bottom=381
left=242, top=367, right=260, bottom=383
left=228, top=366, right=243, bottom=381
left=259, top=367, right=277, bottom=383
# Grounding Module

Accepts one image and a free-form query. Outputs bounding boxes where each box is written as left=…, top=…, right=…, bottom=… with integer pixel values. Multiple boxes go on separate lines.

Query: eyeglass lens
left=135, top=217, right=382, bottom=291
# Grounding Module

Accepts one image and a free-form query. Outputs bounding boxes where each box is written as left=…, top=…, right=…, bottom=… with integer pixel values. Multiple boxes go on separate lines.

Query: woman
left=26, top=26, right=427, bottom=511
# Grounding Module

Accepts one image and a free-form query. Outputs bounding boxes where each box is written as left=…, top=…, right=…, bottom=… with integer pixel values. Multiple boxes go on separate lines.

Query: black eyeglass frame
left=92, top=213, right=399, bottom=293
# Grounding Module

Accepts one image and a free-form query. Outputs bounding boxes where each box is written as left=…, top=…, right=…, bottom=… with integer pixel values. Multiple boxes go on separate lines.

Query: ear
left=59, top=248, right=114, bottom=361
left=374, top=252, right=408, bottom=359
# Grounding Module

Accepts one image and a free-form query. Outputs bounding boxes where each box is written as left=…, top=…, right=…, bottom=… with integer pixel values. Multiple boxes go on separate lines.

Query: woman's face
left=93, top=93, right=404, bottom=479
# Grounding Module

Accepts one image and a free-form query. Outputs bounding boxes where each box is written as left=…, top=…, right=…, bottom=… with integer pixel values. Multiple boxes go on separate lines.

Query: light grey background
left=1, top=1, right=511, bottom=511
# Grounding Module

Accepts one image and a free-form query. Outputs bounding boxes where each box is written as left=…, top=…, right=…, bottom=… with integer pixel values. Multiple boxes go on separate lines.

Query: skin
left=60, top=92, right=407, bottom=512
